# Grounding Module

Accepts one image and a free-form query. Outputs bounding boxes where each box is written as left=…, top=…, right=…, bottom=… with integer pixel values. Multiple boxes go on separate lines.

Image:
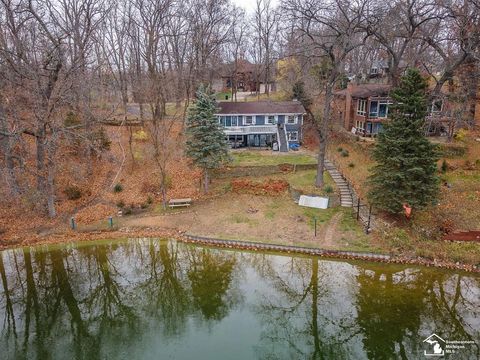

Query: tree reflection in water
left=0, top=239, right=478, bottom=360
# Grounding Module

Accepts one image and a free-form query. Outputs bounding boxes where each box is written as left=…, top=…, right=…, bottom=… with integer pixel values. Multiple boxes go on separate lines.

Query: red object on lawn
left=443, top=231, right=480, bottom=242
left=403, top=204, right=412, bottom=219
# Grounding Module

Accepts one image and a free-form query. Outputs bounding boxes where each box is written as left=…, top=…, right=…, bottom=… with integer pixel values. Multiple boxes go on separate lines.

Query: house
left=220, top=59, right=260, bottom=93
left=215, top=101, right=305, bottom=152
left=333, top=83, right=392, bottom=136
left=212, top=59, right=276, bottom=94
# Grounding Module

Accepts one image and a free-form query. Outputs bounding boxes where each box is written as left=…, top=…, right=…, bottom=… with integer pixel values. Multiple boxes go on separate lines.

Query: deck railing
left=224, top=125, right=277, bottom=135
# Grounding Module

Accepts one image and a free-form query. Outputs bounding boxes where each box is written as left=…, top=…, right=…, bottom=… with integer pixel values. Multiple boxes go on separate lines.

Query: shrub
left=340, top=149, right=349, bottom=157
left=64, top=185, right=82, bottom=200
left=454, top=128, right=468, bottom=142
left=116, top=200, right=125, bottom=208
left=348, top=162, right=355, bottom=168
left=133, top=130, right=148, bottom=141
left=123, top=207, right=132, bottom=215
left=441, top=159, right=448, bottom=173
left=146, top=196, right=153, bottom=205
left=113, top=183, right=123, bottom=193
left=337, top=147, right=343, bottom=152
left=324, top=185, right=334, bottom=194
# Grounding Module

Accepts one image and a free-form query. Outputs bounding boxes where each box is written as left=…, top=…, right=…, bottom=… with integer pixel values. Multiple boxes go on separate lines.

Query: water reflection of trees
left=0, top=241, right=478, bottom=360
left=252, top=256, right=480, bottom=360
left=0, top=240, right=240, bottom=359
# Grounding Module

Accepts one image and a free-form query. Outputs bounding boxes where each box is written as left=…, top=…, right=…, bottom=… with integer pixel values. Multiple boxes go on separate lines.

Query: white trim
left=286, top=115, right=297, bottom=124
left=287, top=131, right=299, bottom=141
left=266, top=115, right=276, bottom=124
left=214, top=112, right=305, bottom=116
left=357, top=99, right=367, bottom=116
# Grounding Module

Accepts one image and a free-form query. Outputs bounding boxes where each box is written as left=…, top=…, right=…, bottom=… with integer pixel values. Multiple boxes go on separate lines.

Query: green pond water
left=0, top=239, right=479, bottom=360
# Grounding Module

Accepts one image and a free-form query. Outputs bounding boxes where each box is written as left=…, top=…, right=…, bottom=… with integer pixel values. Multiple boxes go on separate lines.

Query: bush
left=454, top=128, right=468, bottom=142
left=113, top=183, right=123, bottom=193
left=64, top=185, right=82, bottom=200
left=133, top=130, right=148, bottom=141
left=116, top=200, right=125, bottom=208
left=146, top=196, right=153, bottom=205
left=337, top=147, right=343, bottom=152
left=441, top=159, right=448, bottom=173
left=324, top=185, right=334, bottom=194
left=340, top=149, right=349, bottom=157
left=348, top=162, right=355, bottom=168
left=123, top=207, right=132, bottom=215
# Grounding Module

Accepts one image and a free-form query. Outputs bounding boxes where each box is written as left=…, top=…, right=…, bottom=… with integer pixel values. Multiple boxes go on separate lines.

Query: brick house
left=333, top=83, right=392, bottom=136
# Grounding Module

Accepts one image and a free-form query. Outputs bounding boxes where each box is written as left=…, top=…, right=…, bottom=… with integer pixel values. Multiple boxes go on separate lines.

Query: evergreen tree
left=368, top=69, right=439, bottom=215
left=185, top=86, right=230, bottom=193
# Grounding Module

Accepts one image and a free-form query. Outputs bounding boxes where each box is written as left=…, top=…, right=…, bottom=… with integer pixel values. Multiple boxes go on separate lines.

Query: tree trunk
left=46, top=142, right=56, bottom=218
left=0, top=104, right=20, bottom=196
left=315, top=81, right=334, bottom=188
left=204, top=169, right=209, bottom=193
left=160, top=171, right=168, bottom=210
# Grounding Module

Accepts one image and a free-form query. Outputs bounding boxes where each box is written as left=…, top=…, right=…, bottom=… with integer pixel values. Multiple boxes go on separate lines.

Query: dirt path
left=322, top=212, right=342, bottom=248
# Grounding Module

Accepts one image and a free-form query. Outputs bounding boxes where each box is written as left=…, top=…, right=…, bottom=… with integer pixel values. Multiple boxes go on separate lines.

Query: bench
left=168, top=198, right=192, bottom=208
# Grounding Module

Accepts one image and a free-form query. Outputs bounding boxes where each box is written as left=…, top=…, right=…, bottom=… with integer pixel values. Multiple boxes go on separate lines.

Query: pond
left=0, top=238, right=479, bottom=359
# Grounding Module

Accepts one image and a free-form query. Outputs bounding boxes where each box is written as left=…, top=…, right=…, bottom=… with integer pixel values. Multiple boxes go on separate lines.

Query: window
left=245, top=116, right=253, bottom=125
left=369, top=100, right=389, bottom=118
left=231, top=116, right=238, bottom=126
left=357, top=100, right=366, bottom=116
left=355, top=120, right=364, bottom=130
left=267, top=115, right=275, bottom=124
left=287, top=115, right=296, bottom=124
left=431, top=99, right=443, bottom=113
left=369, top=101, right=378, bottom=117
left=287, top=131, right=298, bottom=141
left=378, top=103, right=388, bottom=118
left=218, top=116, right=225, bottom=126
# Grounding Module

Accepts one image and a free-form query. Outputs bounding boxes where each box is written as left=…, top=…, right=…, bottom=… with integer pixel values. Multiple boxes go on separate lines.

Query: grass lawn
left=285, top=169, right=335, bottom=195
left=244, top=90, right=290, bottom=102
left=215, top=91, right=232, bottom=101
left=231, top=150, right=317, bottom=166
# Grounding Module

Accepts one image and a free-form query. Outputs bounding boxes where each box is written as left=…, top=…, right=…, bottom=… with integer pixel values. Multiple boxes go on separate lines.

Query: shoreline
left=1, top=227, right=478, bottom=273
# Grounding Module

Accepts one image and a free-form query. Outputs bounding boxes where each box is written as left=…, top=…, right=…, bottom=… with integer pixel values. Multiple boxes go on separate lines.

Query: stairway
left=324, top=160, right=353, bottom=207
left=277, top=124, right=288, bottom=152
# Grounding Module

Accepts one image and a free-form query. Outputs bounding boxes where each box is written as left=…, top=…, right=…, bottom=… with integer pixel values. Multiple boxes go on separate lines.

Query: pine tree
left=185, top=86, right=230, bottom=193
left=368, top=68, right=439, bottom=215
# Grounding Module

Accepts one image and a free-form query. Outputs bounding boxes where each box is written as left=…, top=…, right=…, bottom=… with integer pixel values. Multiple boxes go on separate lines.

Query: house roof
left=334, top=84, right=391, bottom=98
left=216, top=101, right=305, bottom=115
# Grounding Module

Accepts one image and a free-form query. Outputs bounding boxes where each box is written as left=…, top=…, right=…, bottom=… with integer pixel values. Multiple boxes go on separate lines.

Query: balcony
left=223, top=125, right=277, bottom=135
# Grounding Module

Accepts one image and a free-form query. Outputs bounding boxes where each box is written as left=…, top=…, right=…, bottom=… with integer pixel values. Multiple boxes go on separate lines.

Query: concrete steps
left=325, top=160, right=353, bottom=207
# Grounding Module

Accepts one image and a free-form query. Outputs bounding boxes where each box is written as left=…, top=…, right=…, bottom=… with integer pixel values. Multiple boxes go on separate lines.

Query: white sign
left=298, top=195, right=329, bottom=209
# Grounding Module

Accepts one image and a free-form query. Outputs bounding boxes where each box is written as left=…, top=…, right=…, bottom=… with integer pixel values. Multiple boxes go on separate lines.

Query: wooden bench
left=168, top=198, right=192, bottom=208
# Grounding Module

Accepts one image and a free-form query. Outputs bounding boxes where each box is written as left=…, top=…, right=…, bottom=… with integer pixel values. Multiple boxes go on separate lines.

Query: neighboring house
left=212, top=59, right=276, bottom=94
left=333, top=83, right=392, bottom=136
left=215, top=101, right=305, bottom=152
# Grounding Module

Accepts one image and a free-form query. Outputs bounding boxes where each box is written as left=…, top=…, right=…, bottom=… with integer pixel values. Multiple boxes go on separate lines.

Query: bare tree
left=282, top=0, right=368, bottom=187
left=254, top=0, right=279, bottom=96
